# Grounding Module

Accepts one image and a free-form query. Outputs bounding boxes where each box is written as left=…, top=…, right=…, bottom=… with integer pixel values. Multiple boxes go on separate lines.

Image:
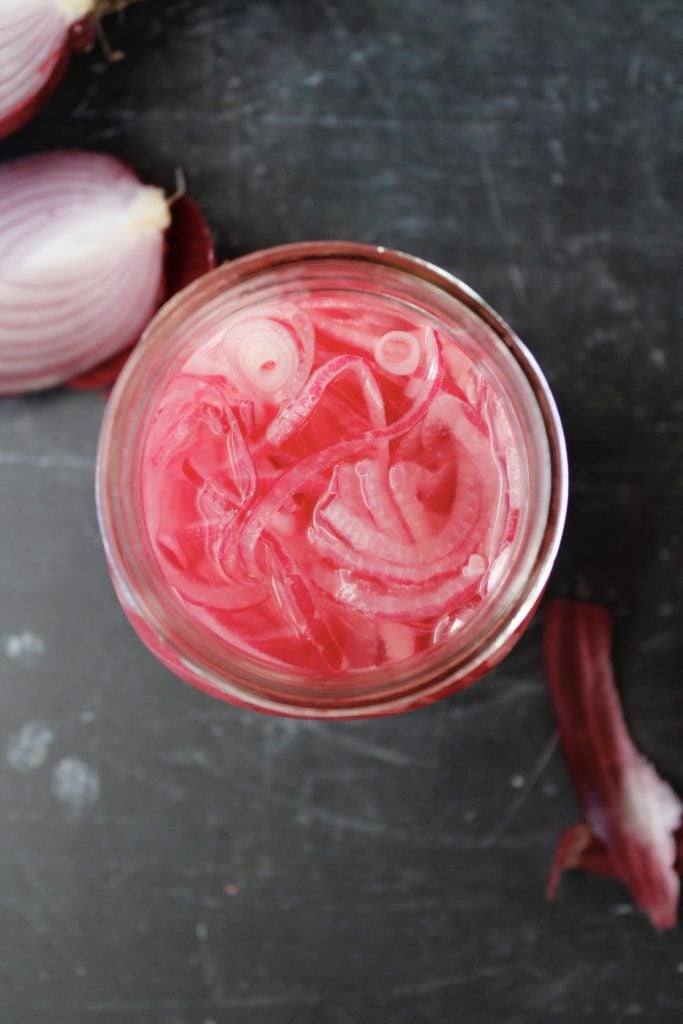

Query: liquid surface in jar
left=140, top=291, right=526, bottom=675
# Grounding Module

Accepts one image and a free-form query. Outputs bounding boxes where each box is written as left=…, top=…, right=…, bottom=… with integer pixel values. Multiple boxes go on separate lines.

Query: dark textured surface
left=1, top=2, right=682, bottom=1021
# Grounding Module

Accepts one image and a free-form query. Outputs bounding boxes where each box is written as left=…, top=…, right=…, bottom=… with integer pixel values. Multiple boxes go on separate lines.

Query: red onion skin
left=0, top=19, right=95, bottom=141
left=543, top=599, right=682, bottom=931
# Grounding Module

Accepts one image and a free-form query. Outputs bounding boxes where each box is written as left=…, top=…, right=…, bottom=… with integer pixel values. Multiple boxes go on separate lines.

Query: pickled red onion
left=302, top=295, right=418, bottom=356
left=374, top=330, right=421, bottom=376
left=264, top=354, right=386, bottom=448
left=184, top=304, right=314, bottom=407
left=264, top=536, right=344, bottom=669
left=312, top=564, right=482, bottom=620
left=237, top=328, right=443, bottom=573
left=140, top=293, right=523, bottom=673
left=0, top=151, right=170, bottom=395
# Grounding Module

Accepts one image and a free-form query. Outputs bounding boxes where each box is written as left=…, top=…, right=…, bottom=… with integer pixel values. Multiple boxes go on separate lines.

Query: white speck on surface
left=3, top=631, right=45, bottom=662
left=510, top=774, right=525, bottom=789
left=542, top=782, right=559, bottom=797
left=658, top=602, right=674, bottom=618
left=649, top=347, right=666, bottom=368
left=74, top=965, right=87, bottom=978
left=659, top=548, right=671, bottom=563
left=613, top=902, right=636, bottom=916
left=6, top=721, right=54, bottom=772
left=548, top=138, right=566, bottom=166
left=676, top=962, right=683, bottom=973
left=628, top=53, right=642, bottom=87
left=51, top=758, right=100, bottom=817
left=195, top=921, right=209, bottom=941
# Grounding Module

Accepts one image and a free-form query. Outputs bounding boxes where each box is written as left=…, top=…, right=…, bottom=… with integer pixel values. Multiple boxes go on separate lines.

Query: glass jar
left=96, top=242, right=567, bottom=718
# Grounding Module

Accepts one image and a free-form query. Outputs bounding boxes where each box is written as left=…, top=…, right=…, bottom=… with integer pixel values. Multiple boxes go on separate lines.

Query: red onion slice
left=374, top=330, right=421, bottom=376
left=263, top=536, right=345, bottom=670
left=311, top=564, right=482, bottom=621
left=0, top=150, right=170, bottom=395
left=356, top=458, right=413, bottom=543
left=543, top=599, right=682, bottom=930
left=183, top=304, right=315, bottom=407
left=236, top=328, right=444, bottom=573
left=263, top=355, right=386, bottom=448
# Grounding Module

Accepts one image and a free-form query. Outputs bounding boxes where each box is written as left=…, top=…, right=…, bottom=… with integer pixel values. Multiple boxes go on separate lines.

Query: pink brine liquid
left=140, top=291, right=525, bottom=676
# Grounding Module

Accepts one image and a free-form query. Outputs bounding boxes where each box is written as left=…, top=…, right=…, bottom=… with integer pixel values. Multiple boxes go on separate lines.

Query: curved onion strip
left=156, top=543, right=268, bottom=613
left=0, top=151, right=170, bottom=394
left=237, top=327, right=443, bottom=573
left=312, top=564, right=482, bottom=621
left=148, top=376, right=232, bottom=468
left=302, top=294, right=421, bottom=356
left=263, top=354, right=386, bottom=448
left=308, top=526, right=458, bottom=586
left=264, top=536, right=344, bottom=670
left=388, top=461, right=444, bottom=540
left=333, top=463, right=365, bottom=512
left=311, top=430, right=492, bottom=569
left=152, top=385, right=257, bottom=542
left=310, top=483, right=484, bottom=584
left=147, top=396, right=262, bottom=616
left=355, top=459, right=413, bottom=543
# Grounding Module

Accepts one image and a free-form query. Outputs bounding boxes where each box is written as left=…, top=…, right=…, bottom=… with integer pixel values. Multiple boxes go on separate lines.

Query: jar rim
left=97, top=241, right=568, bottom=718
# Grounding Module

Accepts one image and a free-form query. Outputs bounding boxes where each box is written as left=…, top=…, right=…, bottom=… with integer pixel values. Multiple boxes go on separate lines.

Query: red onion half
left=0, top=0, right=102, bottom=139
left=0, top=150, right=172, bottom=395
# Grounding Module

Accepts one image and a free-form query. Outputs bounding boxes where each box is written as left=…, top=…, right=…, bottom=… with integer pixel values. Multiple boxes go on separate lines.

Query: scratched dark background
left=1, top=1, right=682, bottom=1021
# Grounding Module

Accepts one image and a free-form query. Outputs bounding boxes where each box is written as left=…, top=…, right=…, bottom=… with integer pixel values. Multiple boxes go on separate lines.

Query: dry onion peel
left=543, top=598, right=682, bottom=931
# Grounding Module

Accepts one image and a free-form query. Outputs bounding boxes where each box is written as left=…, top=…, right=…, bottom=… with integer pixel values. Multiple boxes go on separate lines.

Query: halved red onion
left=0, top=0, right=101, bottom=139
left=0, top=150, right=172, bottom=395
left=543, top=599, right=682, bottom=931
left=68, top=196, right=216, bottom=392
